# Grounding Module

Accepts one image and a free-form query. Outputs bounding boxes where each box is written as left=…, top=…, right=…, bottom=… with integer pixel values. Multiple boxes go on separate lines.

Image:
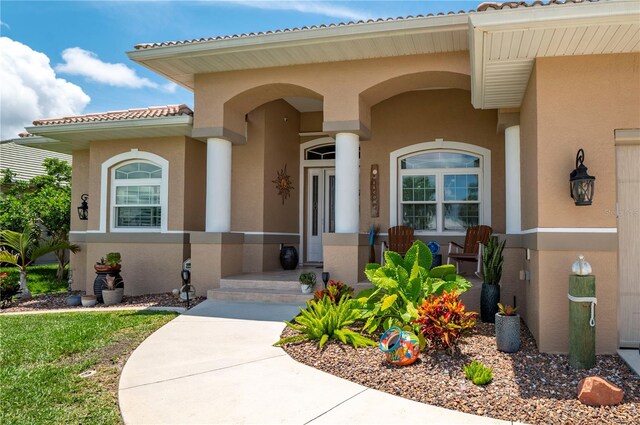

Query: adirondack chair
left=447, top=225, right=493, bottom=277
left=381, top=225, right=414, bottom=265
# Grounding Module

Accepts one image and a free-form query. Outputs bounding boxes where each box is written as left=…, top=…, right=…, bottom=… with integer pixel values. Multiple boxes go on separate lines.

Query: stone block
left=577, top=376, right=624, bottom=406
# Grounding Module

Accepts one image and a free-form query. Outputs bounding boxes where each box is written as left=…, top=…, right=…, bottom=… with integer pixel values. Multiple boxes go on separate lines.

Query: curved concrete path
left=119, top=300, right=513, bottom=425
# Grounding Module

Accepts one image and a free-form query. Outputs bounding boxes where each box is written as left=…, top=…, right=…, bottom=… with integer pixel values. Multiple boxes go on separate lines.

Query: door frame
left=299, top=137, right=335, bottom=265
left=306, top=168, right=335, bottom=262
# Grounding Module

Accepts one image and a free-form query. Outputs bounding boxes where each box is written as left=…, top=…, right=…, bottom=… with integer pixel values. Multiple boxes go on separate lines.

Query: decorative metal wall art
left=273, top=164, right=294, bottom=205
left=370, top=164, right=379, bottom=217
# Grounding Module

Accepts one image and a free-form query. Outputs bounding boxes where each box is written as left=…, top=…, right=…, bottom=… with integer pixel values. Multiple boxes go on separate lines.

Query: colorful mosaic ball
left=379, top=326, right=421, bottom=366
left=427, top=240, right=440, bottom=256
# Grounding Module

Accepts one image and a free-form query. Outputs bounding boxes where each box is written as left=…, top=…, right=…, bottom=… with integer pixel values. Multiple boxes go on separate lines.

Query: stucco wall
left=183, top=137, right=206, bottom=230
left=520, top=66, right=538, bottom=231
left=363, top=89, right=504, bottom=233
left=85, top=136, right=189, bottom=232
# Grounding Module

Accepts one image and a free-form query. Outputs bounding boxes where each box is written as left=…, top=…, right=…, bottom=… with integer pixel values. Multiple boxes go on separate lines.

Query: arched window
left=391, top=141, right=491, bottom=234
left=111, top=161, right=163, bottom=229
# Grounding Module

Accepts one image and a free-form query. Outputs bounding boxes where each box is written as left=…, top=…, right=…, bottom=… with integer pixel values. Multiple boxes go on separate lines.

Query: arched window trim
left=389, top=140, right=491, bottom=235
left=100, top=150, right=169, bottom=233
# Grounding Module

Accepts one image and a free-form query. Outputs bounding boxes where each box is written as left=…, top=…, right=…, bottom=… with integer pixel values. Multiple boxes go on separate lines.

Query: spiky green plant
left=482, top=236, right=506, bottom=285
left=464, top=360, right=494, bottom=385
left=274, top=295, right=376, bottom=349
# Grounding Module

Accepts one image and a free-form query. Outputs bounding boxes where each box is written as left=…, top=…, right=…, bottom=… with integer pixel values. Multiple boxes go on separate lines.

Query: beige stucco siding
left=531, top=53, right=640, bottom=229
left=520, top=66, right=538, bottom=231
left=71, top=149, right=90, bottom=233
left=183, top=137, right=206, bottom=231
left=364, top=88, right=505, bottom=233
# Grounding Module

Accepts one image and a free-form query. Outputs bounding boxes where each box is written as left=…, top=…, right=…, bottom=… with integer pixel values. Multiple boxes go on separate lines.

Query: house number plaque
left=370, top=164, right=379, bottom=217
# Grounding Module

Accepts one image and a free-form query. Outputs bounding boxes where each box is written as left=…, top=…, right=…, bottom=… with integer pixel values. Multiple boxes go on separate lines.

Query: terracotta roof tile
left=32, top=105, right=193, bottom=126
left=134, top=0, right=600, bottom=50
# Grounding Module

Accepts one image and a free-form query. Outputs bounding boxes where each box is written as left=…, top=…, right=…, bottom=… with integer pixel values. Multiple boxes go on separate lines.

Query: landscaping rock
left=578, top=376, right=624, bottom=406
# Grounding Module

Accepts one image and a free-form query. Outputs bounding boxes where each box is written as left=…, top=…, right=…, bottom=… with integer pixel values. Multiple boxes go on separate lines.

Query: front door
left=616, top=143, right=640, bottom=348
left=307, top=168, right=335, bottom=262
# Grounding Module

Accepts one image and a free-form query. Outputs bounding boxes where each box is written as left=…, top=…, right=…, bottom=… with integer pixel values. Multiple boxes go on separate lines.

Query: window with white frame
left=399, top=151, right=482, bottom=232
left=111, top=161, right=162, bottom=228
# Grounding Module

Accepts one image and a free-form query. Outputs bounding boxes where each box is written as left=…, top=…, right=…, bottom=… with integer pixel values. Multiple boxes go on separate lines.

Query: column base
left=190, top=232, right=244, bottom=291
left=322, top=233, right=369, bottom=284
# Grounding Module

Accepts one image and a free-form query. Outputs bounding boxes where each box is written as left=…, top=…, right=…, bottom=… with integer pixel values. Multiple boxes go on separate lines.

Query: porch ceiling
left=470, top=0, right=640, bottom=109
left=127, top=15, right=469, bottom=90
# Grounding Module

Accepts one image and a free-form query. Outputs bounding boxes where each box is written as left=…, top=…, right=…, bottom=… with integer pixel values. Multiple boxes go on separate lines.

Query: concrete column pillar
left=206, top=137, right=232, bottom=232
left=505, top=125, right=521, bottom=234
left=335, top=132, right=359, bottom=233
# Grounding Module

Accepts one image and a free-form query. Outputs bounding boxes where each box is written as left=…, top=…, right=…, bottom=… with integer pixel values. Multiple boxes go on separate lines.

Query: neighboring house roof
left=31, top=105, right=193, bottom=126
left=133, top=0, right=600, bottom=50
left=0, top=141, right=71, bottom=181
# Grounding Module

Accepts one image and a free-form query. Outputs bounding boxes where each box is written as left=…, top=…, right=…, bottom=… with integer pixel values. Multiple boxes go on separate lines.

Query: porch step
left=220, top=278, right=299, bottom=291
left=207, top=287, right=313, bottom=305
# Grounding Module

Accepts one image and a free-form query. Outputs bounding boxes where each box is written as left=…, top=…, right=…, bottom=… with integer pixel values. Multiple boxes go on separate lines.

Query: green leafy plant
left=0, top=272, right=20, bottom=308
left=298, top=272, right=316, bottom=287
left=464, top=360, right=493, bottom=385
left=0, top=224, right=79, bottom=298
left=357, top=240, right=472, bottom=334
left=482, top=236, right=505, bottom=285
left=105, top=252, right=121, bottom=267
left=314, top=279, right=354, bottom=304
left=413, top=289, right=477, bottom=354
left=497, top=303, right=518, bottom=316
left=274, top=295, right=376, bottom=349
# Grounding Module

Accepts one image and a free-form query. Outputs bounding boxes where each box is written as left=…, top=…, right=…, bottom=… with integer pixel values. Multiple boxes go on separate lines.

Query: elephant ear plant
left=356, top=240, right=472, bottom=337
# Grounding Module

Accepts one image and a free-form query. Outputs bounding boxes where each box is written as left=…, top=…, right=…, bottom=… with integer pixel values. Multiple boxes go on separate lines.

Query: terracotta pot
left=94, top=263, right=121, bottom=273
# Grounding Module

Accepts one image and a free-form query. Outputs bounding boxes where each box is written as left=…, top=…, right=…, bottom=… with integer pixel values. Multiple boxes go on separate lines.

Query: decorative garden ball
left=172, top=288, right=179, bottom=296
left=379, top=326, right=421, bottom=366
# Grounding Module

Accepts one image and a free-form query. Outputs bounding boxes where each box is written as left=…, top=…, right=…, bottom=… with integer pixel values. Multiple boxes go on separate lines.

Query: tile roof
left=133, top=0, right=600, bottom=50
left=31, top=105, right=193, bottom=126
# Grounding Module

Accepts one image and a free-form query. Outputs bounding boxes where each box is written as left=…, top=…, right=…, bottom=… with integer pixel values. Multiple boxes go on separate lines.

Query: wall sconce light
left=569, top=149, right=595, bottom=206
left=77, top=194, right=89, bottom=220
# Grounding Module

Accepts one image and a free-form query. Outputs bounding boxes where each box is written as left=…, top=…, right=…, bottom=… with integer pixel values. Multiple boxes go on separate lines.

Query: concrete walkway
left=119, top=300, right=512, bottom=425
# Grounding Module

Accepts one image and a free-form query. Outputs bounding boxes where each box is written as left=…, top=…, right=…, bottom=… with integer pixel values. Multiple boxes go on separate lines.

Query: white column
left=206, top=137, right=232, bottom=232
left=335, top=132, right=360, bottom=233
left=505, top=125, right=522, bottom=234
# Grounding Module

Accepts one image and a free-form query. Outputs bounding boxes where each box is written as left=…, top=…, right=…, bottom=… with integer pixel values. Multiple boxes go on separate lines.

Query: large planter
left=480, top=283, right=500, bottom=323
left=93, top=271, right=124, bottom=303
left=495, top=313, right=521, bottom=353
left=102, top=288, right=124, bottom=306
left=279, top=246, right=298, bottom=270
left=94, top=264, right=121, bottom=273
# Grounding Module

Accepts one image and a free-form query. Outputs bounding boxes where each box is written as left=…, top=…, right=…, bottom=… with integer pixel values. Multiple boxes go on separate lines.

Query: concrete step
left=220, top=278, right=299, bottom=291
left=207, top=287, right=313, bottom=305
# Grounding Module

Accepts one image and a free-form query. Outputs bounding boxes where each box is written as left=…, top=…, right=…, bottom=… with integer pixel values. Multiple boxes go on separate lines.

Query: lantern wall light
left=77, top=194, right=89, bottom=220
left=569, top=149, right=595, bottom=206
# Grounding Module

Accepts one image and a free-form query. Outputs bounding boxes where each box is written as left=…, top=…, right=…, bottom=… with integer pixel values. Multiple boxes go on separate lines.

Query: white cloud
left=0, top=37, right=90, bottom=140
left=56, top=47, right=160, bottom=89
left=223, top=1, right=368, bottom=21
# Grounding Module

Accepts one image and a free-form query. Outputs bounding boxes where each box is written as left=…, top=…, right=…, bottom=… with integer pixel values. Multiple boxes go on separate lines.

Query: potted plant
left=93, top=252, right=124, bottom=303
left=81, top=295, right=97, bottom=307
left=480, top=236, right=505, bottom=323
left=95, top=252, right=121, bottom=272
left=495, top=303, right=520, bottom=353
left=101, top=275, right=124, bottom=306
left=299, top=272, right=316, bottom=294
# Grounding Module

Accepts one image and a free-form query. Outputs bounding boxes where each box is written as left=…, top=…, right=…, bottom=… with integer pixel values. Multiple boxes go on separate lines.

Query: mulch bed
left=280, top=322, right=639, bottom=424
left=0, top=291, right=205, bottom=313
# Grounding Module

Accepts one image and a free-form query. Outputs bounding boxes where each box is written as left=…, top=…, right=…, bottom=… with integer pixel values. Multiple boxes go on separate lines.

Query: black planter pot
left=480, top=283, right=500, bottom=323
left=93, top=271, right=124, bottom=303
left=279, top=246, right=299, bottom=270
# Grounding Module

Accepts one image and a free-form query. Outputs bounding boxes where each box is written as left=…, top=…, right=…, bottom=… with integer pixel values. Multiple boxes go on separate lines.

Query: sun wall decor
left=273, top=164, right=294, bottom=205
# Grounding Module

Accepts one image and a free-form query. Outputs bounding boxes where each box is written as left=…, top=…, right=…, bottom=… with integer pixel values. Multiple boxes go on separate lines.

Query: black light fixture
left=77, top=194, right=89, bottom=220
left=569, top=149, right=595, bottom=206
left=321, top=272, right=330, bottom=289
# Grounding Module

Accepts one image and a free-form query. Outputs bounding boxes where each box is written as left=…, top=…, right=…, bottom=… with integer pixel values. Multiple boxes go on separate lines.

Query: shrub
left=464, top=360, right=493, bottom=385
left=0, top=272, right=20, bottom=308
left=298, top=272, right=316, bottom=287
left=274, top=295, right=376, bottom=349
left=482, top=236, right=505, bottom=285
left=105, top=252, right=121, bottom=267
left=357, top=240, right=472, bottom=334
left=413, top=290, right=477, bottom=354
left=314, top=279, right=354, bottom=304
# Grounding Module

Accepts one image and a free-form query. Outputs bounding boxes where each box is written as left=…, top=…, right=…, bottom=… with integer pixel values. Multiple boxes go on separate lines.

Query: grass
left=0, top=264, right=68, bottom=295
left=0, top=310, right=177, bottom=425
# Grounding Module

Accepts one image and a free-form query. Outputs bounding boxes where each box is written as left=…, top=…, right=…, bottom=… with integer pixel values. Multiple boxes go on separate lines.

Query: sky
left=0, top=0, right=481, bottom=140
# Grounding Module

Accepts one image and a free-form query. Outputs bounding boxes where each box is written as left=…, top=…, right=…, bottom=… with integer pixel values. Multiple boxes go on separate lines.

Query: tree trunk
left=55, top=249, right=66, bottom=280
left=19, top=270, right=31, bottom=299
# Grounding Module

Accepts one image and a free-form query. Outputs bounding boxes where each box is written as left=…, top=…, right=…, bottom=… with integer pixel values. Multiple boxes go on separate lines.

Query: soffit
left=470, top=0, right=640, bottom=109
left=127, top=15, right=470, bottom=90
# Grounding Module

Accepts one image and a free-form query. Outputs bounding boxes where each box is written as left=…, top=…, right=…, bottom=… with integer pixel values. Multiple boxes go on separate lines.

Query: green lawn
left=0, top=310, right=177, bottom=425
left=0, top=264, right=68, bottom=295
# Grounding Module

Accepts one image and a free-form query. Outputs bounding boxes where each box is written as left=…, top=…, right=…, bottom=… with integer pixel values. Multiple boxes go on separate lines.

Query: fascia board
left=469, top=1, right=640, bottom=32
left=127, top=14, right=469, bottom=61
left=25, top=116, right=193, bottom=137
